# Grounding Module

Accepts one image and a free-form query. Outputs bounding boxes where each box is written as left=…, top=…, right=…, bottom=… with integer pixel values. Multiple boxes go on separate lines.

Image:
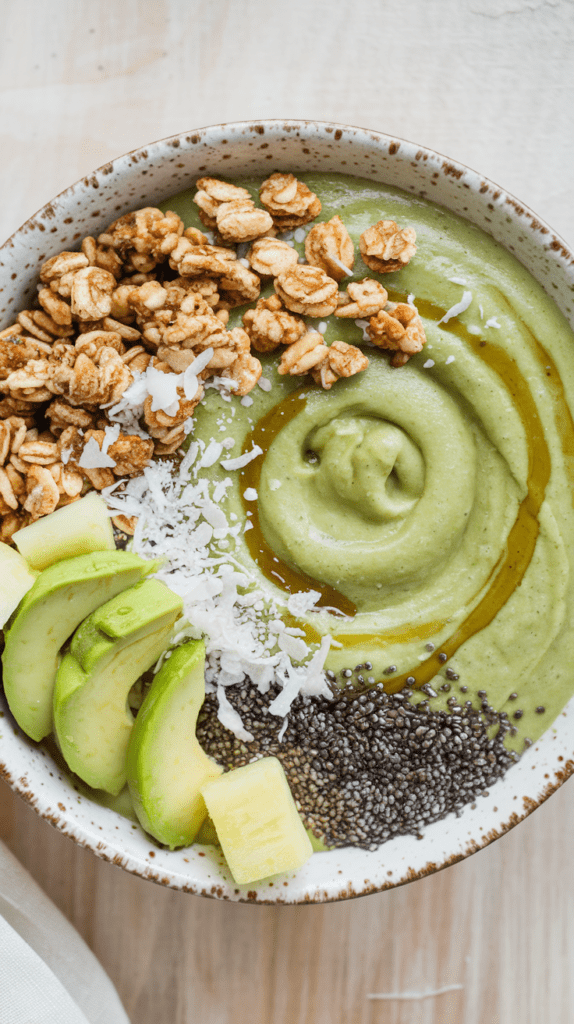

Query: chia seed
left=196, top=679, right=516, bottom=852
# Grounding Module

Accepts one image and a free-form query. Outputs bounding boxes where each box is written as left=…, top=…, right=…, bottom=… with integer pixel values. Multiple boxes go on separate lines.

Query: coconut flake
left=145, top=365, right=182, bottom=414
left=278, top=633, right=309, bottom=661
left=330, top=254, right=353, bottom=278
left=79, top=436, right=116, bottom=469
left=257, top=377, right=272, bottom=392
left=243, top=487, right=258, bottom=501
left=485, top=316, right=501, bottom=329
left=438, top=290, right=473, bottom=325
left=287, top=590, right=321, bottom=616
left=216, top=684, right=254, bottom=742
left=199, top=440, right=223, bottom=468
left=186, top=347, right=214, bottom=376
left=220, top=445, right=263, bottom=471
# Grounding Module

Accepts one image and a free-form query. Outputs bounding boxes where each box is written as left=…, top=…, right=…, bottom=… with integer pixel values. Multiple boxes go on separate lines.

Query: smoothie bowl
left=1, top=121, right=574, bottom=903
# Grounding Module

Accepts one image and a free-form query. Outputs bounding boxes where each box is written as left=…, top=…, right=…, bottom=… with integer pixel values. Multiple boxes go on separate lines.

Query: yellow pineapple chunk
left=201, top=757, right=313, bottom=884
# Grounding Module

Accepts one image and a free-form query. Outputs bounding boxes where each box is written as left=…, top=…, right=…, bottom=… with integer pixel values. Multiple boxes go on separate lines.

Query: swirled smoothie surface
left=162, top=172, right=574, bottom=753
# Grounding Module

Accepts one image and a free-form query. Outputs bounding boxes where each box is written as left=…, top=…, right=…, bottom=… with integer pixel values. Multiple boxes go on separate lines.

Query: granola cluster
left=0, top=170, right=425, bottom=540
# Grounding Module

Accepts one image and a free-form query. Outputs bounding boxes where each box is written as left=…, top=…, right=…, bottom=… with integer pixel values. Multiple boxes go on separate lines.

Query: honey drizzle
left=239, top=291, right=569, bottom=692
left=381, top=290, right=552, bottom=693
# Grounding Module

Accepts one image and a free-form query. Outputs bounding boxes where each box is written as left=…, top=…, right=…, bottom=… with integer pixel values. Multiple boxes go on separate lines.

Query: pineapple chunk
left=201, top=757, right=313, bottom=884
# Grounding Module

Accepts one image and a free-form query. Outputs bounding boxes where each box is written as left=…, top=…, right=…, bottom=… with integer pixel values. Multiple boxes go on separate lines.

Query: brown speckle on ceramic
left=1, top=121, right=574, bottom=902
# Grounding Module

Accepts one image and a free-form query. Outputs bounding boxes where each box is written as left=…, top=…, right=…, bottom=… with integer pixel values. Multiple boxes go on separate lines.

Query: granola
left=367, top=302, right=426, bottom=365
left=359, top=220, right=417, bottom=274
left=335, top=279, right=388, bottom=318
left=304, top=216, right=354, bottom=282
left=259, top=173, right=321, bottom=229
left=243, top=295, right=307, bottom=353
left=310, top=340, right=370, bottom=390
left=0, top=173, right=424, bottom=542
left=246, top=238, right=299, bottom=278
left=275, top=265, right=339, bottom=317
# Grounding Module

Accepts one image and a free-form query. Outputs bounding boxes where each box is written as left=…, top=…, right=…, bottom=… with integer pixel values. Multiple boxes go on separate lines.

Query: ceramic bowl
left=1, top=121, right=573, bottom=903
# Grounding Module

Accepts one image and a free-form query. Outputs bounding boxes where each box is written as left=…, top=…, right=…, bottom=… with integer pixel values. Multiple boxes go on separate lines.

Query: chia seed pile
left=196, top=680, right=516, bottom=851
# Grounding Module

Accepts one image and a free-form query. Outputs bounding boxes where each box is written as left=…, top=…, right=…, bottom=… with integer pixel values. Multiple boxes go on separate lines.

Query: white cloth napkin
left=0, top=841, right=130, bottom=1024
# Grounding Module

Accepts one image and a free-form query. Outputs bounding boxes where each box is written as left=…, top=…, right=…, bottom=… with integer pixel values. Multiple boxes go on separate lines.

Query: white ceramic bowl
left=1, top=121, right=574, bottom=903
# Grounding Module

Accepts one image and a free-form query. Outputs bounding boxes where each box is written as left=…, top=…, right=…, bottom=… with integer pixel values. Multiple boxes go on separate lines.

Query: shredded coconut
left=438, top=290, right=472, bottom=325
left=79, top=436, right=116, bottom=469
left=102, top=435, right=339, bottom=741
left=220, top=445, right=263, bottom=471
left=485, top=316, right=501, bottom=329
left=330, top=254, right=353, bottom=278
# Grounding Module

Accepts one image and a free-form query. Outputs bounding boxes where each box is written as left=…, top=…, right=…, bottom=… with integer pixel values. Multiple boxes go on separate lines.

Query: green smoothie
left=161, top=173, right=574, bottom=752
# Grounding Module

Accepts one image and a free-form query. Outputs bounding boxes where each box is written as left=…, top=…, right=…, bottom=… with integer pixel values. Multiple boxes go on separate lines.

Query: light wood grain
left=2, top=780, right=574, bottom=1024
left=1, top=1, right=574, bottom=1021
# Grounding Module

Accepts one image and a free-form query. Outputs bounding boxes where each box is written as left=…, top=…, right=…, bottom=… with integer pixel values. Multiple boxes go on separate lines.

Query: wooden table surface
left=1, top=2, right=574, bottom=1022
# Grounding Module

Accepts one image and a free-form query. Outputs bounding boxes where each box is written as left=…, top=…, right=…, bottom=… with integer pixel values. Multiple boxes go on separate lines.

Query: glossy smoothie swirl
left=167, top=171, right=574, bottom=749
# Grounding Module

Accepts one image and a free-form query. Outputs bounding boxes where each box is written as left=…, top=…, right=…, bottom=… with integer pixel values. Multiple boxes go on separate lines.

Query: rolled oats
left=278, top=333, right=329, bottom=376
left=37, top=288, right=73, bottom=326
left=275, top=265, right=339, bottom=317
left=17, top=310, right=74, bottom=342
left=0, top=337, right=51, bottom=380
left=0, top=511, right=24, bottom=543
left=367, top=301, right=426, bottom=366
left=112, top=513, right=138, bottom=535
left=359, top=220, right=417, bottom=273
left=0, top=466, right=19, bottom=510
left=221, top=351, right=262, bottom=396
left=217, top=262, right=261, bottom=308
left=17, top=440, right=59, bottom=465
left=335, top=279, right=389, bottom=318
left=169, top=241, right=236, bottom=278
left=259, top=173, right=321, bottom=229
left=70, top=267, right=117, bottom=321
left=246, top=238, right=299, bottom=278
left=305, top=215, right=354, bottom=282
left=23, top=464, right=61, bottom=519
left=98, top=208, right=184, bottom=269
left=243, top=294, right=306, bottom=353
left=46, top=399, right=96, bottom=435
left=310, top=340, right=369, bottom=389
left=194, top=178, right=252, bottom=229
left=215, top=199, right=274, bottom=244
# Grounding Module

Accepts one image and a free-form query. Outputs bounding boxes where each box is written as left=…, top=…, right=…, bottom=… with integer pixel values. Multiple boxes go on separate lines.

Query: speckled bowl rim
left=1, top=120, right=574, bottom=904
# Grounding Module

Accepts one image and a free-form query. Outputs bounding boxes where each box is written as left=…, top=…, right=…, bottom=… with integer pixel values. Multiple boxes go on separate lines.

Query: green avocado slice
left=126, top=640, right=223, bottom=849
left=52, top=578, right=183, bottom=795
left=2, top=551, right=160, bottom=742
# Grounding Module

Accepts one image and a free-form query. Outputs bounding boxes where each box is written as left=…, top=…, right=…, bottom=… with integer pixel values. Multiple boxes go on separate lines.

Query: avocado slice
left=0, top=541, right=37, bottom=629
left=2, top=550, right=158, bottom=742
left=13, top=492, right=115, bottom=571
left=53, top=579, right=183, bottom=795
left=126, top=640, right=223, bottom=849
